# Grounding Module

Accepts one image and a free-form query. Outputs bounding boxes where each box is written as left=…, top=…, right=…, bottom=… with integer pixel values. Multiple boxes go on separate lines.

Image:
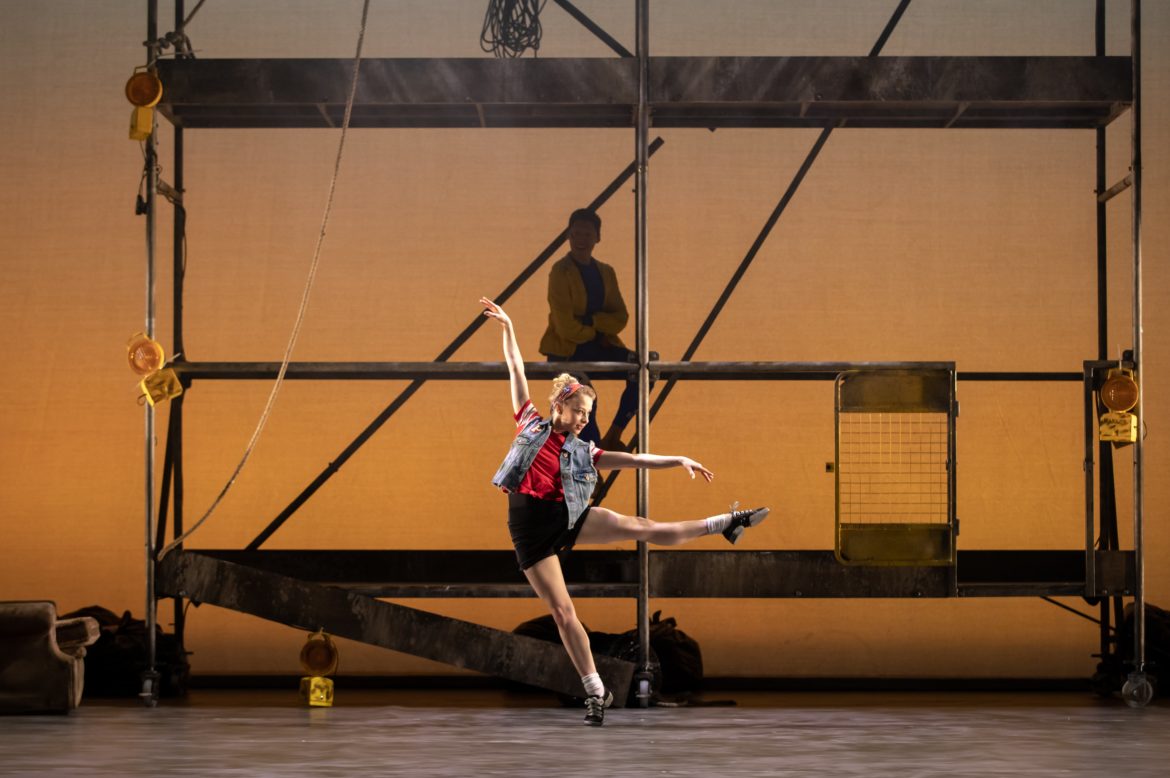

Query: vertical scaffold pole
left=1128, top=0, right=1147, bottom=685
left=633, top=0, right=652, bottom=707
left=171, top=0, right=188, bottom=673
left=141, top=0, right=161, bottom=707
left=1088, top=0, right=1104, bottom=628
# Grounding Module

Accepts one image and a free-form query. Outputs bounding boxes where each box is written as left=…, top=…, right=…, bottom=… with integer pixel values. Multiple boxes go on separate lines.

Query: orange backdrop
left=1, top=1, right=1167, bottom=680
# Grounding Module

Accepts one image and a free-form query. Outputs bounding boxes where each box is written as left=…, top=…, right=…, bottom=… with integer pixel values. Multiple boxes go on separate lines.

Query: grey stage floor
left=1, top=689, right=1167, bottom=777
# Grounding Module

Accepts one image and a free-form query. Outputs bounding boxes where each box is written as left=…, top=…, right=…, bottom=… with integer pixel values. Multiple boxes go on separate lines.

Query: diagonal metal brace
left=157, top=550, right=635, bottom=703
left=553, top=0, right=633, bottom=57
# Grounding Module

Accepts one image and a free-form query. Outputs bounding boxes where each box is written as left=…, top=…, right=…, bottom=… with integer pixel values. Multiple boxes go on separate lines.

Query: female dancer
left=480, top=297, right=769, bottom=725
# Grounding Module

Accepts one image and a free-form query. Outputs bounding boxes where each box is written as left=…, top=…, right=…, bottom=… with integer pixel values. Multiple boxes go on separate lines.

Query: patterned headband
left=558, top=382, right=582, bottom=402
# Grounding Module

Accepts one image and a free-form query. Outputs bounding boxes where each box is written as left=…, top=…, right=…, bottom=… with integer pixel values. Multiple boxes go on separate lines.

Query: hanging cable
left=480, top=0, right=547, bottom=57
left=158, top=0, right=372, bottom=559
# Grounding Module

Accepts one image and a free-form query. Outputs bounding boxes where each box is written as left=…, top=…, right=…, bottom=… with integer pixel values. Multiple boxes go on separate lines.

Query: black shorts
left=507, top=492, right=590, bottom=571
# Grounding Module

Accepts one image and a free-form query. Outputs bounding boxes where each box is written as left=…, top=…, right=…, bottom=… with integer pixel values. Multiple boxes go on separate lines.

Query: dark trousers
left=547, top=341, right=643, bottom=446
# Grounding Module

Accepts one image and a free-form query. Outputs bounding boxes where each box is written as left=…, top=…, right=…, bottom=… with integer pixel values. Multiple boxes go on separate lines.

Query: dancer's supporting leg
left=523, top=554, right=595, bottom=680
left=522, top=554, right=612, bottom=725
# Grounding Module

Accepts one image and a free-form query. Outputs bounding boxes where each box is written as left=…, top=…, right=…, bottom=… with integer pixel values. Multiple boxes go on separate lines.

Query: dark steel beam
left=652, top=56, right=1128, bottom=104
left=192, top=549, right=631, bottom=585
left=157, top=551, right=636, bottom=703
left=179, top=549, right=1135, bottom=599
left=957, top=550, right=1133, bottom=596
left=340, top=583, right=638, bottom=599
left=155, top=56, right=1131, bottom=130
left=653, top=551, right=950, bottom=598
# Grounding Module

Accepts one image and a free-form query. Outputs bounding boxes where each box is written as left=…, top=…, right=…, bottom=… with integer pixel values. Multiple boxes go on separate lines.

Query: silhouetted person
left=539, top=208, right=639, bottom=450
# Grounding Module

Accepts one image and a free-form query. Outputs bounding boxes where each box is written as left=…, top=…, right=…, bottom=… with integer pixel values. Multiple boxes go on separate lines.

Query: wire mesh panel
left=838, top=412, right=950, bottom=523
left=835, top=369, right=956, bottom=566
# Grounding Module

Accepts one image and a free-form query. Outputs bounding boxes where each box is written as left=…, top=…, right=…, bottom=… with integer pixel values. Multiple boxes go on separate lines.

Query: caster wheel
left=140, top=671, right=160, bottom=708
left=1121, top=672, right=1156, bottom=709
left=638, top=678, right=651, bottom=708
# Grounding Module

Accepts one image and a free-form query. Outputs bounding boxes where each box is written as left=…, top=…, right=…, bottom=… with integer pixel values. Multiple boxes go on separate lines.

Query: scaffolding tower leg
left=633, top=0, right=652, bottom=708
left=1122, top=0, right=1151, bottom=709
left=140, top=0, right=161, bottom=709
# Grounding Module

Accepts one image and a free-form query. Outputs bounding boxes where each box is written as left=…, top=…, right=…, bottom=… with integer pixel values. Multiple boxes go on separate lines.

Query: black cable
left=480, top=0, right=547, bottom=58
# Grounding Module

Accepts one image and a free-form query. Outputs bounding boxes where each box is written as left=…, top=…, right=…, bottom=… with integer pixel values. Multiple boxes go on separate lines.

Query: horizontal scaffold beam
left=172, top=360, right=1082, bottom=382
left=171, top=549, right=1136, bottom=599
left=155, top=56, right=1131, bottom=130
left=155, top=551, right=636, bottom=703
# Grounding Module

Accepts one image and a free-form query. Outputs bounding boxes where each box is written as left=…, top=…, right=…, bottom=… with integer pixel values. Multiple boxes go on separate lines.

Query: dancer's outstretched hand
left=479, top=296, right=512, bottom=328
left=678, top=457, right=714, bottom=482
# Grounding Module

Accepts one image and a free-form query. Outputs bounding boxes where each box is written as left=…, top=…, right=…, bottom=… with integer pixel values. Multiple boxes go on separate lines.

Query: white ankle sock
left=704, top=512, right=732, bottom=535
left=581, top=672, right=605, bottom=699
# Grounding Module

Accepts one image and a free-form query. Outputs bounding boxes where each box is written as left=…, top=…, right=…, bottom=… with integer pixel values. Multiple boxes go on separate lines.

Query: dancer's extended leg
left=576, top=505, right=769, bottom=546
left=576, top=507, right=705, bottom=545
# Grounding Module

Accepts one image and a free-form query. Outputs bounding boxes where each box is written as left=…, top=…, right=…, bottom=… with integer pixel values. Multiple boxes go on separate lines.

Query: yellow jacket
left=539, top=255, right=629, bottom=357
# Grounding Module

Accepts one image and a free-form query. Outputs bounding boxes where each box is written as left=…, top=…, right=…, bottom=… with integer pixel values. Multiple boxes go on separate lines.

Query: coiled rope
left=159, top=0, right=372, bottom=559
left=480, top=0, right=547, bottom=57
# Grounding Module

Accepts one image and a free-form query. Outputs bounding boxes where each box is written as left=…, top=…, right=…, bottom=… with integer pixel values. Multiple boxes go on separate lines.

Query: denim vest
left=492, top=413, right=598, bottom=529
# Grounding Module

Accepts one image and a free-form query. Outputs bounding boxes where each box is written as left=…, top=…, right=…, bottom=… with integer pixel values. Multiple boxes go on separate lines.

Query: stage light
left=1100, top=369, right=1139, bottom=412
left=125, top=68, right=163, bottom=107
left=127, top=332, right=165, bottom=375
left=126, top=68, right=162, bottom=141
left=128, top=332, right=183, bottom=406
left=1099, top=367, right=1139, bottom=444
left=299, top=630, right=339, bottom=707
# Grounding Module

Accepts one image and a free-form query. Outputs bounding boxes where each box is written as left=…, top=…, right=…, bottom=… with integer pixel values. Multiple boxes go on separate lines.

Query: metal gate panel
left=835, top=368, right=957, bottom=566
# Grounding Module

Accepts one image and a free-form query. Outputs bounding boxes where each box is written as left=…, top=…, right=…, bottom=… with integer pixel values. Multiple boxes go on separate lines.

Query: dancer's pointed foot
left=721, top=507, right=770, bottom=544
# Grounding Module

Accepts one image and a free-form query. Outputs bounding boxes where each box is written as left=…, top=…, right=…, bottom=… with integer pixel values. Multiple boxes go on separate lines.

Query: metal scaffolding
left=136, top=1, right=1148, bottom=706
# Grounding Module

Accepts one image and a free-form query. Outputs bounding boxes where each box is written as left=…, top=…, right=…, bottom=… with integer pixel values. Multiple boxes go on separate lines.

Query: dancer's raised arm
left=480, top=297, right=529, bottom=415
